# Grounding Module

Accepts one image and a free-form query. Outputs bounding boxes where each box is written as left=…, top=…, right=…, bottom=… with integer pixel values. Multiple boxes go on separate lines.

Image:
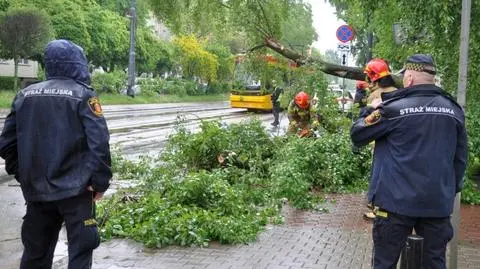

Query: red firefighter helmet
left=294, top=91, right=309, bottom=109
left=364, top=58, right=391, bottom=82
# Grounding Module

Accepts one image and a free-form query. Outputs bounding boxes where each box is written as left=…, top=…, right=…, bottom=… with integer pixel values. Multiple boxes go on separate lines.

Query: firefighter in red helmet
left=363, top=58, right=397, bottom=106
left=287, top=91, right=320, bottom=136
left=360, top=58, right=398, bottom=220
left=354, top=80, right=369, bottom=112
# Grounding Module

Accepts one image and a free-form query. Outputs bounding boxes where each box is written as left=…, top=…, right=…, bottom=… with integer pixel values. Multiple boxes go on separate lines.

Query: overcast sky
left=306, top=0, right=346, bottom=54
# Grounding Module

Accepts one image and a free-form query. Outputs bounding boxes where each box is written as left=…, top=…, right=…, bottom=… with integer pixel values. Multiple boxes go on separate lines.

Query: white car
left=327, top=88, right=354, bottom=113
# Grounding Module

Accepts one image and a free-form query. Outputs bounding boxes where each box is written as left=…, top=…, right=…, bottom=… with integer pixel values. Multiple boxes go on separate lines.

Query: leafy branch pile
left=99, top=118, right=372, bottom=248
left=101, top=112, right=480, bottom=248
left=271, top=133, right=371, bottom=208
left=100, top=119, right=281, bottom=247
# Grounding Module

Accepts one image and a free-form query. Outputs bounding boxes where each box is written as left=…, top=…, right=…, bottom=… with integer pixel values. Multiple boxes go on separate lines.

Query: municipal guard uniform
left=351, top=55, right=468, bottom=269
left=0, top=40, right=112, bottom=269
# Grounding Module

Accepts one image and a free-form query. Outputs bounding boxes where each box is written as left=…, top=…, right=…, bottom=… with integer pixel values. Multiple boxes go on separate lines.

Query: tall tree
left=173, top=35, right=219, bottom=82
left=328, top=0, right=474, bottom=93
left=148, top=0, right=315, bottom=51
left=148, top=0, right=370, bottom=83
left=280, top=2, right=318, bottom=56
left=136, top=27, right=166, bottom=74
left=94, top=0, right=150, bottom=26
left=11, top=0, right=96, bottom=62
left=0, top=0, right=8, bottom=11
left=205, top=42, right=235, bottom=82
left=10, top=0, right=161, bottom=72
left=0, top=8, right=52, bottom=90
left=85, top=6, right=129, bottom=70
left=50, top=0, right=93, bottom=53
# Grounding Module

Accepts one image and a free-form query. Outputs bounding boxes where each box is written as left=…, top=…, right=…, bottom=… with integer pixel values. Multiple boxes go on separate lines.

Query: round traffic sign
left=336, top=25, right=355, bottom=43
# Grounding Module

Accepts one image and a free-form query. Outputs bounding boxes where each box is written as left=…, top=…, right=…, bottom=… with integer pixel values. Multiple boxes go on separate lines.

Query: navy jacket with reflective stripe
left=0, top=40, right=111, bottom=202
left=351, top=85, right=468, bottom=217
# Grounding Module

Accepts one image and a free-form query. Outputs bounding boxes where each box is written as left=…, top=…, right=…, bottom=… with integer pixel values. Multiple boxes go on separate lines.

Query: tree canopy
left=148, top=0, right=317, bottom=53
left=8, top=0, right=162, bottom=73
left=173, top=35, right=219, bottom=82
left=0, top=7, right=52, bottom=90
left=0, top=0, right=9, bottom=11
left=329, top=0, right=478, bottom=98
left=94, top=0, right=150, bottom=25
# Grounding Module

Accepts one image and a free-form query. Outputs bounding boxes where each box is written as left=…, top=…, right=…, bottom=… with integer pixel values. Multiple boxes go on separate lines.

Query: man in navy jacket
left=351, top=54, right=468, bottom=269
left=0, top=39, right=112, bottom=269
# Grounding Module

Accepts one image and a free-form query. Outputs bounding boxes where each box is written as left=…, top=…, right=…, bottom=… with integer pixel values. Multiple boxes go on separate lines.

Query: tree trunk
left=13, top=56, right=19, bottom=91
left=263, top=37, right=403, bottom=88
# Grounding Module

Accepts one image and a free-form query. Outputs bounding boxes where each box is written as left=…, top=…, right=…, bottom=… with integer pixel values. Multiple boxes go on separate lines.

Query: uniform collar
left=382, top=84, right=442, bottom=101
left=381, top=84, right=461, bottom=110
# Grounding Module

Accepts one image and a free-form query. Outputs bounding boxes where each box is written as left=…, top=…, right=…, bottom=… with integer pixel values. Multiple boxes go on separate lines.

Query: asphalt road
left=0, top=101, right=285, bottom=162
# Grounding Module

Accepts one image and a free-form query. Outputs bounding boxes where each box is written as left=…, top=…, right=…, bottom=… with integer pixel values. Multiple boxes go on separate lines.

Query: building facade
left=0, top=59, right=38, bottom=78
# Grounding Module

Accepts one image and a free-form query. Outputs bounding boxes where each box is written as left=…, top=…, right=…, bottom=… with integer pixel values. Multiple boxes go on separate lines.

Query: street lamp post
left=126, top=0, right=137, bottom=98
left=450, top=0, right=471, bottom=268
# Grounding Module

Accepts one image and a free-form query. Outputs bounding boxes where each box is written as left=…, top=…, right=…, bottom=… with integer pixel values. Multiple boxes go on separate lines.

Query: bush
left=137, top=78, right=164, bottom=96
left=165, top=79, right=187, bottom=96
left=137, top=78, right=191, bottom=96
left=99, top=119, right=282, bottom=248
left=270, top=133, right=371, bottom=208
left=206, top=81, right=230, bottom=94
left=463, top=157, right=480, bottom=205
left=91, top=74, right=229, bottom=97
left=467, top=106, right=480, bottom=158
left=162, top=118, right=275, bottom=173
left=184, top=80, right=198, bottom=95
left=0, top=77, right=15, bottom=91
left=464, top=106, right=480, bottom=204
left=462, top=178, right=480, bottom=205
left=91, top=71, right=127, bottom=94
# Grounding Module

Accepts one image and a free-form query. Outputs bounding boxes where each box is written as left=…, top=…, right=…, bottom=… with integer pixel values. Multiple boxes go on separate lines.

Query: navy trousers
left=20, top=191, right=99, bottom=269
left=372, top=210, right=453, bottom=269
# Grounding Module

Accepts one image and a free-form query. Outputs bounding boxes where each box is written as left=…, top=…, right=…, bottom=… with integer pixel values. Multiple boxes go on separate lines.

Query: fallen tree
left=148, top=0, right=403, bottom=87
left=262, top=37, right=404, bottom=87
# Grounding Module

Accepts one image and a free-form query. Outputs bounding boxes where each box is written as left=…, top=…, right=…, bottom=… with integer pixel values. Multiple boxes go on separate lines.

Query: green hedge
left=0, top=77, right=15, bottom=91
left=91, top=71, right=127, bottom=94
left=91, top=72, right=232, bottom=97
left=138, top=77, right=230, bottom=96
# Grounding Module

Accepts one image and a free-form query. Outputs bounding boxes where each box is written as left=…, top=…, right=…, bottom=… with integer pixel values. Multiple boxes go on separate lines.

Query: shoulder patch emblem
left=364, top=109, right=382, bottom=126
left=83, top=218, right=97, bottom=226
left=88, top=97, right=103, bottom=117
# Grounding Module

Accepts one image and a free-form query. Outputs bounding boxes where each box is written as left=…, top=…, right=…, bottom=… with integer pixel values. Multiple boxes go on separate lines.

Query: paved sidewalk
left=62, top=194, right=480, bottom=269
left=2, top=187, right=479, bottom=269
